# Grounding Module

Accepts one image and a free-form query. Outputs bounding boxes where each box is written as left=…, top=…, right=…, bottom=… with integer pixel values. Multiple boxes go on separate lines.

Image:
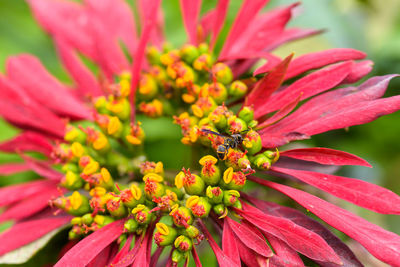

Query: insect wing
left=200, top=129, right=225, bottom=137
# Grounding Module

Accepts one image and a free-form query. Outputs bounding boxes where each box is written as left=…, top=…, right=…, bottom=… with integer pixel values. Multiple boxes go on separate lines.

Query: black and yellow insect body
left=201, top=129, right=246, bottom=160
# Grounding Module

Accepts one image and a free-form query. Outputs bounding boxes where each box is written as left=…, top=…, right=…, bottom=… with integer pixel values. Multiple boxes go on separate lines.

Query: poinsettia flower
left=0, top=0, right=399, bottom=266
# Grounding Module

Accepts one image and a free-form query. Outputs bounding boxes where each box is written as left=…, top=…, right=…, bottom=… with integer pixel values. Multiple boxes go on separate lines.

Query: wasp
left=201, top=129, right=247, bottom=160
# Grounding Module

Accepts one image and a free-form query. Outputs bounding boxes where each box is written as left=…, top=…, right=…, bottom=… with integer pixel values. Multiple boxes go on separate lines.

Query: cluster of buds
left=50, top=41, right=282, bottom=266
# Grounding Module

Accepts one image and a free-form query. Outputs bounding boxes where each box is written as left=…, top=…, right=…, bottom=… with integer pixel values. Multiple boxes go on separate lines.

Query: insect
left=201, top=129, right=247, bottom=160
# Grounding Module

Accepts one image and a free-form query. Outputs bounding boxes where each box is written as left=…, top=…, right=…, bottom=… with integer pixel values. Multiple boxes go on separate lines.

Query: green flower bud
left=206, top=186, right=224, bottom=204
left=107, top=98, right=131, bottom=121
left=208, top=106, right=228, bottom=130
left=154, top=223, right=178, bottom=246
left=185, top=225, right=200, bottom=239
left=146, top=45, right=161, bottom=65
left=106, top=196, right=128, bottom=219
left=143, top=173, right=166, bottom=200
left=252, top=154, right=272, bottom=170
left=186, top=196, right=211, bottom=218
left=229, top=80, right=248, bottom=98
left=124, top=218, right=139, bottom=233
left=199, top=155, right=220, bottom=185
left=175, top=169, right=205, bottom=196
left=193, top=53, right=212, bottom=71
left=61, top=171, right=84, bottom=190
left=198, top=43, right=209, bottom=54
left=263, top=149, right=280, bottom=164
left=174, top=235, right=193, bottom=252
left=223, top=190, right=240, bottom=207
left=132, top=204, right=153, bottom=225
left=172, top=249, right=185, bottom=263
left=94, top=215, right=115, bottom=228
left=81, top=213, right=94, bottom=225
left=64, top=125, right=87, bottom=144
left=180, top=44, right=199, bottom=64
left=71, top=217, right=82, bottom=225
left=222, top=168, right=247, bottom=190
left=56, top=191, right=91, bottom=216
left=242, top=130, right=262, bottom=155
left=206, top=82, right=228, bottom=105
left=170, top=206, right=193, bottom=228
left=62, top=163, right=79, bottom=173
left=248, top=120, right=258, bottom=128
left=120, top=184, right=144, bottom=208
left=238, top=106, right=254, bottom=123
left=213, top=204, right=228, bottom=218
left=212, top=63, right=233, bottom=85
left=228, top=116, right=248, bottom=133
left=138, top=74, right=158, bottom=101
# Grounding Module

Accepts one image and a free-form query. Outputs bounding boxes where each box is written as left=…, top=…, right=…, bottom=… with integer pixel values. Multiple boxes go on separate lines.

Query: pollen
left=100, top=168, right=112, bottom=183
left=71, top=142, right=84, bottom=158
left=156, top=223, right=170, bottom=236
left=223, top=167, right=234, bottom=183
left=199, top=155, right=218, bottom=165
left=126, top=135, right=141, bottom=145
left=186, top=196, right=199, bottom=208
left=83, top=161, right=99, bottom=176
left=107, top=116, right=121, bottom=135
left=119, top=79, right=131, bottom=97
left=93, top=134, right=109, bottom=150
left=70, top=191, right=83, bottom=210
left=130, top=184, right=142, bottom=200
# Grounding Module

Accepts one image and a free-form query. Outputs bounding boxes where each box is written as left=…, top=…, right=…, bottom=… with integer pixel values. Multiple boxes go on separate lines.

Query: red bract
left=0, top=0, right=399, bottom=266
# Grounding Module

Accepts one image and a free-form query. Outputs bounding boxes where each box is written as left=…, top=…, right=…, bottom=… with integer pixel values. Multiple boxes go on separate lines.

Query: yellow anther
left=166, top=65, right=177, bottom=79
left=175, top=171, right=185, bottom=189
left=70, top=191, right=83, bottom=210
left=155, top=162, right=164, bottom=174
left=119, top=79, right=131, bottom=97
left=199, top=84, right=210, bottom=98
left=90, top=187, right=107, bottom=197
left=132, top=204, right=146, bottom=214
left=181, top=136, right=191, bottom=145
left=101, top=168, right=112, bottom=183
left=94, top=96, right=107, bottom=109
left=189, top=127, right=199, bottom=143
left=119, top=71, right=131, bottom=81
left=107, top=116, right=121, bottom=135
left=107, top=101, right=124, bottom=114
left=143, top=173, right=164, bottom=183
left=199, top=155, right=218, bottom=165
left=71, top=217, right=82, bottom=225
left=243, top=139, right=253, bottom=148
left=94, top=215, right=105, bottom=225
left=71, top=142, right=84, bottom=158
left=65, top=128, right=78, bottom=142
left=166, top=189, right=178, bottom=201
left=156, top=223, right=170, bottom=235
left=273, top=148, right=280, bottom=163
left=186, top=195, right=199, bottom=209
left=65, top=171, right=78, bottom=186
left=83, top=161, right=99, bottom=175
left=174, top=235, right=185, bottom=247
left=130, top=184, right=142, bottom=200
left=182, top=93, right=196, bottom=103
left=160, top=50, right=180, bottom=66
left=93, top=134, right=109, bottom=150
left=169, top=204, right=179, bottom=215
left=191, top=105, right=204, bottom=118
left=223, top=167, right=234, bottom=184
left=227, top=190, right=240, bottom=197
left=126, top=135, right=142, bottom=145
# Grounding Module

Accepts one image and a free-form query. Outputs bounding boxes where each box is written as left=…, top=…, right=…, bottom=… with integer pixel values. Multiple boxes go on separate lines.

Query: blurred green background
left=0, top=0, right=399, bottom=266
